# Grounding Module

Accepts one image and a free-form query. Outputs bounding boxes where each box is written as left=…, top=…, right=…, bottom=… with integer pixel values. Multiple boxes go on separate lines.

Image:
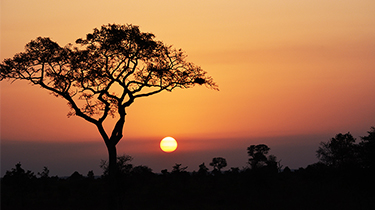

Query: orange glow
left=160, top=137, right=178, bottom=153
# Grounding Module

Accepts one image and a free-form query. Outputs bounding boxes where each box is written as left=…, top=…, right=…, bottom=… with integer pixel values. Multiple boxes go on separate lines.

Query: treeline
left=2, top=127, right=375, bottom=210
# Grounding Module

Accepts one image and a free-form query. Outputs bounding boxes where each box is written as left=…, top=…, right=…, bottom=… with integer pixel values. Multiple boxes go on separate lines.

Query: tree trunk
left=107, top=143, right=117, bottom=183
left=106, top=142, right=121, bottom=210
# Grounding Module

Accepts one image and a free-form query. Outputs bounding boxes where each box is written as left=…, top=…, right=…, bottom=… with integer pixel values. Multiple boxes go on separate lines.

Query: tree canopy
left=0, top=24, right=218, bottom=147
left=247, top=144, right=270, bottom=169
left=316, top=132, right=357, bottom=168
left=359, top=127, right=375, bottom=169
left=210, top=157, right=227, bottom=172
left=316, top=128, right=375, bottom=170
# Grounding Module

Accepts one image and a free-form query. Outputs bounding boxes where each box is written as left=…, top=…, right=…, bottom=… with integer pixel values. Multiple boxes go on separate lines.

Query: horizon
left=1, top=131, right=371, bottom=177
left=1, top=1, right=375, bottom=177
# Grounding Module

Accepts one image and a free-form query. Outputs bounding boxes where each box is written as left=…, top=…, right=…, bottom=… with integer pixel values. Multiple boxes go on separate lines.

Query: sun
left=160, top=137, right=178, bottom=153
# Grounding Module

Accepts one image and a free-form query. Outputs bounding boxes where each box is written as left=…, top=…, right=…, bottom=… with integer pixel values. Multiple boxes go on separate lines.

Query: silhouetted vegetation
left=317, top=132, right=358, bottom=168
left=209, top=157, right=227, bottom=173
left=317, top=128, right=375, bottom=172
left=0, top=24, right=218, bottom=210
left=2, top=127, right=375, bottom=209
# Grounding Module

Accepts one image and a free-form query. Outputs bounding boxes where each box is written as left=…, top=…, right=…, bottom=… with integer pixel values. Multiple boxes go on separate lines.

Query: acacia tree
left=0, top=24, right=218, bottom=205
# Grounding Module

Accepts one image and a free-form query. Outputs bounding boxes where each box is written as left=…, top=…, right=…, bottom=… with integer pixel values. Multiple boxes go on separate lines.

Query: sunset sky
left=1, top=0, right=375, bottom=176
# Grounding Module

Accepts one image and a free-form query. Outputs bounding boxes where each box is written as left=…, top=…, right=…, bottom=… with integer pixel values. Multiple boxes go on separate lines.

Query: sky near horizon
left=1, top=0, right=375, bottom=176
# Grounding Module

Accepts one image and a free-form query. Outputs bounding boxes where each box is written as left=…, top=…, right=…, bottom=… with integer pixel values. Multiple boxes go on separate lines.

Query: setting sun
left=160, top=137, right=178, bottom=153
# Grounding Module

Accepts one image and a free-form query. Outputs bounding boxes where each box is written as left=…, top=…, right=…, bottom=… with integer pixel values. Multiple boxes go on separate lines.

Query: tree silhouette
left=3, top=162, right=36, bottom=182
left=358, top=127, right=375, bottom=170
left=131, top=165, right=153, bottom=175
left=87, top=170, right=95, bottom=179
left=266, top=154, right=281, bottom=173
left=316, top=132, right=358, bottom=168
left=69, top=171, right=84, bottom=181
left=209, top=157, right=227, bottom=172
left=0, top=24, right=218, bottom=209
left=171, top=163, right=188, bottom=174
left=38, top=166, right=50, bottom=179
left=197, top=162, right=209, bottom=176
left=247, top=144, right=270, bottom=170
left=100, top=154, right=133, bottom=178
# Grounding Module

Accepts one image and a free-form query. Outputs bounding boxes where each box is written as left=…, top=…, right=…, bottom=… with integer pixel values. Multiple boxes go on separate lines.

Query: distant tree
left=197, top=162, right=209, bottom=176
left=87, top=170, right=95, bottom=179
left=358, top=127, right=375, bottom=169
left=131, top=165, right=153, bottom=175
left=209, top=157, right=227, bottom=172
left=3, top=162, right=36, bottom=182
left=283, top=166, right=291, bottom=174
left=230, top=167, right=240, bottom=174
left=69, top=171, right=84, bottom=181
left=266, top=154, right=281, bottom=173
left=247, top=144, right=270, bottom=170
left=0, top=24, right=218, bottom=209
left=172, top=163, right=188, bottom=174
left=316, top=132, right=358, bottom=168
left=161, top=169, right=169, bottom=175
left=38, top=166, right=50, bottom=178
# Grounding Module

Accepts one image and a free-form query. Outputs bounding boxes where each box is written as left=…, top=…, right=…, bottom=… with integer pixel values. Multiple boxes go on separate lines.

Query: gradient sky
left=1, top=0, right=375, bottom=176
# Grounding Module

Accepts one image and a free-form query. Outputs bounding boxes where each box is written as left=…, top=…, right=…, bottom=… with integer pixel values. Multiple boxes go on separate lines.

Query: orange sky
left=1, top=0, right=375, bottom=175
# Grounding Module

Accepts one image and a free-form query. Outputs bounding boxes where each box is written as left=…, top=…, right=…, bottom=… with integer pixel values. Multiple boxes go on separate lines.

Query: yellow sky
left=1, top=0, right=375, bottom=149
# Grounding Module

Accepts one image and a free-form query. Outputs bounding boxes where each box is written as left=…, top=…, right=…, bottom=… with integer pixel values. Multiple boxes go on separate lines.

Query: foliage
left=0, top=24, right=218, bottom=129
left=316, top=132, right=358, bottom=168
left=315, top=128, right=375, bottom=171
left=100, top=154, right=133, bottom=177
left=131, top=165, right=153, bottom=175
left=247, top=144, right=270, bottom=169
left=266, top=154, right=281, bottom=173
left=172, top=163, right=188, bottom=173
left=3, top=133, right=375, bottom=209
left=38, top=166, right=50, bottom=178
left=209, top=157, right=227, bottom=172
left=359, top=127, right=375, bottom=169
left=69, top=171, right=84, bottom=180
left=197, top=162, right=209, bottom=175
left=2, top=162, right=36, bottom=182
left=2, top=159, right=375, bottom=210
left=87, top=170, right=95, bottom=179
left=0, top=25, right=218, bottom=203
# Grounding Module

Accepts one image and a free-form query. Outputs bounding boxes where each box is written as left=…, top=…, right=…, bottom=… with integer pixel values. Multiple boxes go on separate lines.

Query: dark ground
left=2, top=165, right=375, bottom=210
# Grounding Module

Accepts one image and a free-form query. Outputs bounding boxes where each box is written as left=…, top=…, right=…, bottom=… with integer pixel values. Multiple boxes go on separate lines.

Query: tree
left=358, top=127, right=375, bottom=170
left=209, top=157, right=227, bottom=172
left=0, top=24, right=218, bottom=209
left=69, top=171, right=84, bottom=181
left=38, top=166, right=50, bottom=179
left=247, top=144, right=270, bottom=170
left=100, top=154, right=133, bottom=178
left=87, top=170, right=95, bottom=179
left=131, top=165, right=153, bottom=175
left=197, top=162, right=209, bottom=176
left=3, top=162, right=36, bottom=183
left=171, top=163, right=188, bottom=174
left=316, top=132, right=358, bottom=168
left=266, top=155, right=281, bottom=173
